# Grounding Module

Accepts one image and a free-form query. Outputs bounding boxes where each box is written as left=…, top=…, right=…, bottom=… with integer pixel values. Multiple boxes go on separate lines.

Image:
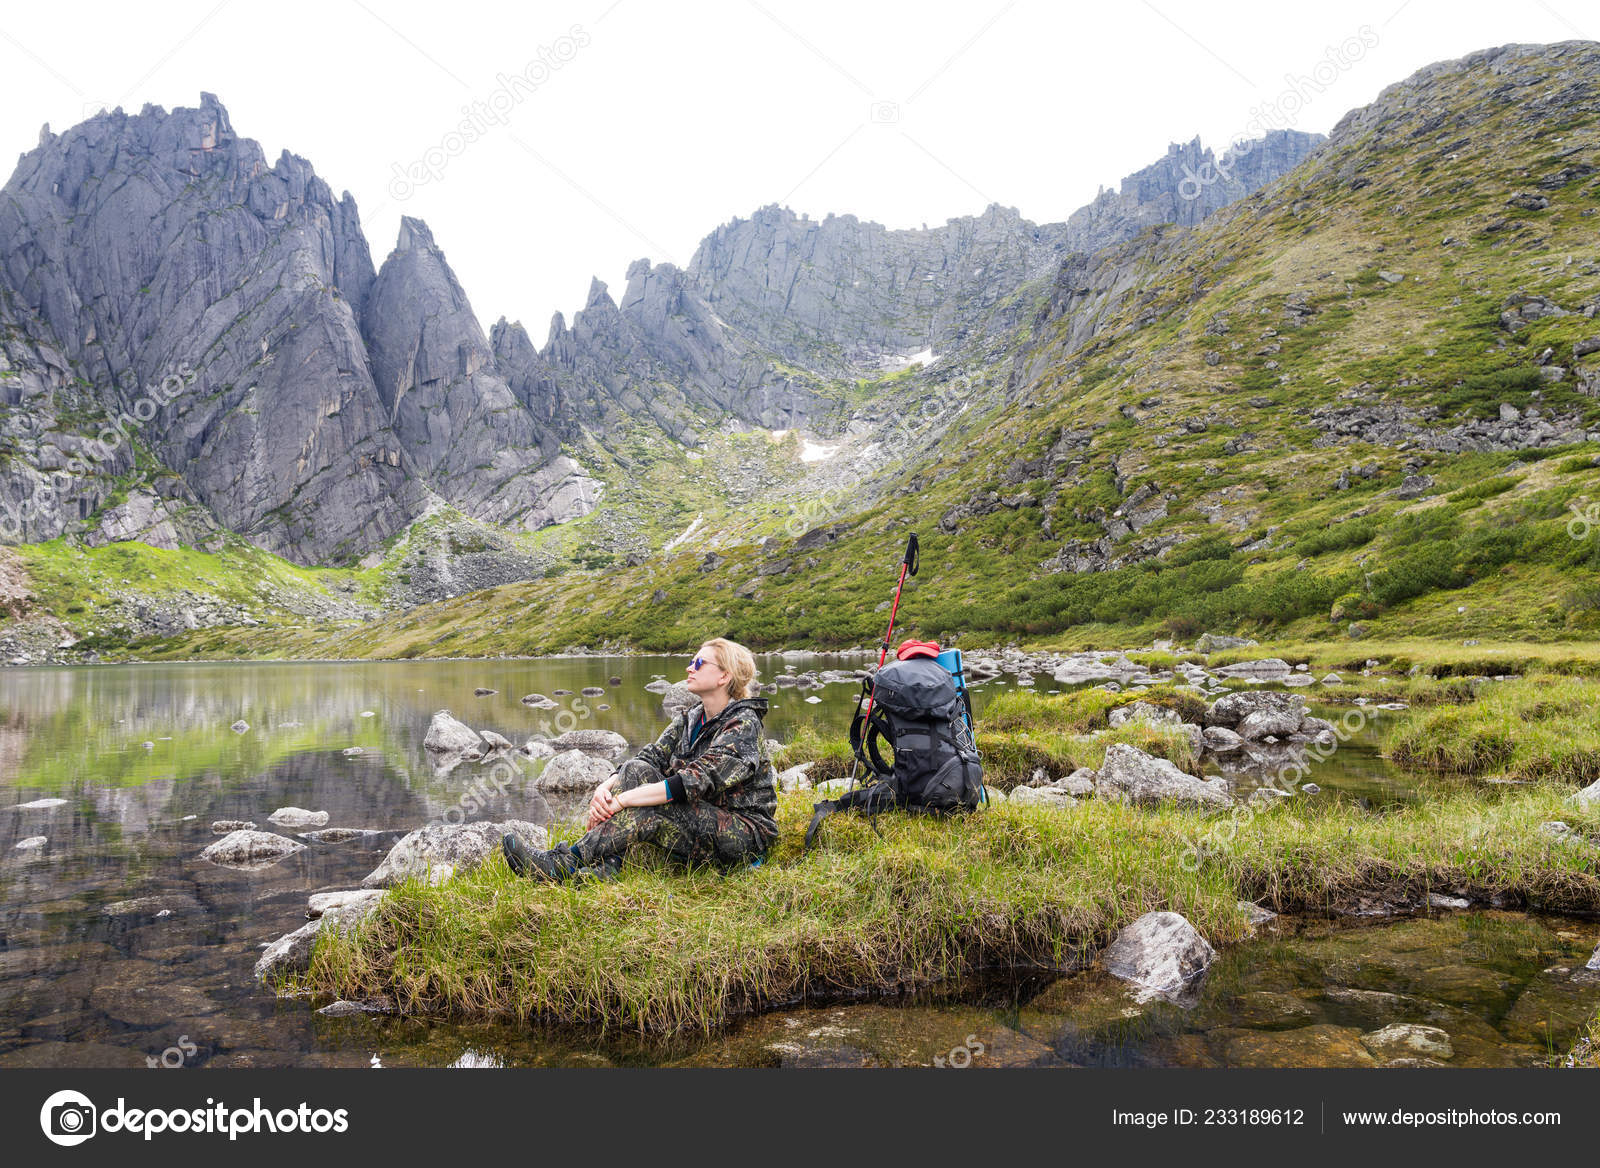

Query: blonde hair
left=702, top=637, right=757, bottom=700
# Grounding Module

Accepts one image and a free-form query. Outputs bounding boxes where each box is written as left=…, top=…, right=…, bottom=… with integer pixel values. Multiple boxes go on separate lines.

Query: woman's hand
left=586, top=782, right=624, bottom=829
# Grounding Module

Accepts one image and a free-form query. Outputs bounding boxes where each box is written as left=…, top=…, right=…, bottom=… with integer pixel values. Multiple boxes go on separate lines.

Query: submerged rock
left=298, top=828, right=378, bottom=844
left=1096, top=744, right=1230, bottom=808
left=211, top=819, right=257, bottom=833
left=201, top=830, right=305, bottom=869
left=479, top=729, right=514, bottom=754
left=361, top=819, right=548, bottom=888
left=100, top=893, right=204, bottom=917
left=1361, top=1023, right=1453, bottom=1061
left=521, top=693, right=560, bottom=709
left=1100, top=911, right=1216, bottom=996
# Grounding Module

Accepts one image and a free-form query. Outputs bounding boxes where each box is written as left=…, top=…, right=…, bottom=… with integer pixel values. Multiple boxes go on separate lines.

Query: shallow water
left=0, top=657, right=1580, bottom=1068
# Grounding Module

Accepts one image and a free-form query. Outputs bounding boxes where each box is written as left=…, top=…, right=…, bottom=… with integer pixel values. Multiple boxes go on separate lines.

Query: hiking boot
left=503, top=835, right=582, bottom=882
left=569, top=854, right=624, bottom=885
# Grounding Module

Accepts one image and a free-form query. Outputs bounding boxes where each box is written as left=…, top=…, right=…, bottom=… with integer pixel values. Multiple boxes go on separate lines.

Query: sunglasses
left=688, top=655, right=710, bottom=671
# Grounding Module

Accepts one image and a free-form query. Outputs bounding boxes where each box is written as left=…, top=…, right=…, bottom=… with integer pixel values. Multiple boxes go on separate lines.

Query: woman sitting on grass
left=503, top=637, right=779, bottom=883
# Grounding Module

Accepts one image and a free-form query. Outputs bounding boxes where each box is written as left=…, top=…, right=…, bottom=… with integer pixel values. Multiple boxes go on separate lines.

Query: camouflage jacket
left=630, top=696, right=779, bottom=840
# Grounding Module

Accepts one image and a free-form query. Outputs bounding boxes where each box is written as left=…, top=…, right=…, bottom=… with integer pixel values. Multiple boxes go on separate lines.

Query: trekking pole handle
left=902, top=533, right=919, bottom=576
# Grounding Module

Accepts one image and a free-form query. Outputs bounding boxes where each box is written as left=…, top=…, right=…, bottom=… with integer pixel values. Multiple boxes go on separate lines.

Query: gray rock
left=1195, top=633, right=1258, bottom=653
left=254, top=894, right=384, bottom=981
left=424, top=711, right=483, bottom=754
left=201, top=829, right=305, bottom=869
left=14, top=835, right=48, bottom=850
left=1007, top=786, right=1078, bottom=810
left=100, top=893, right=204, bottom=917
left=307, top=889, right=385, bottom=917
left=1201, top=726, right=1245, bottom=753
left=230, top=720, right=249, bottom=734
left=518, top=738, right=556, bottom=760
left=267, top=806, right=329, bottom=829
left=361, top=819, right=548, bottom=888
left=298, top=828, right=377, bottom=844
left=547, top=729, right=630, bottom=762
left=1214, top=657, right=1293, bottom=679
left=521, top=693, right=560, bottom=709
left=1095, top=743, right=1230, bottom=808
left=1100, top=911, right=1216, bottom=995
left=1056, top=767, right=1098, bottom=796
left=1237, top=708, right=1306, bottom=740
left=210, top=819, right=256, bottom=833
left=1108, top=700, right=1182, bottom=729
left=777, top=762, right=814, bottom=792
left=479, top=730, right=514, bottom=753
left=533, top=749, right=615, bottom=792
left=1572, top=778, right=1600, bottom=809
left=1360, top=1023, right=1453, bottom=1060
left=661, top=682, right=698, bottom=718
left=1205, top=690, right=1307, bottom=731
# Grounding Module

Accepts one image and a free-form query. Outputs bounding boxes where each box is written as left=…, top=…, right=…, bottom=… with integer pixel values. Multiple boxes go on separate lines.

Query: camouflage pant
left=570, top=762, right=768, bottom=869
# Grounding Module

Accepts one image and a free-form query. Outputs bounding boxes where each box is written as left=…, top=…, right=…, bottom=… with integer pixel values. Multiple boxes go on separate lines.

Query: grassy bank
left=1386, top=677, right=1600, bottom=783
left=301, top=783, right=1600, bottom=1034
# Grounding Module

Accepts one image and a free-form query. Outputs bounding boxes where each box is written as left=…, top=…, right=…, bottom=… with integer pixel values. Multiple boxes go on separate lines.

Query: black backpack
left=804, top=656, right=984, bottom=849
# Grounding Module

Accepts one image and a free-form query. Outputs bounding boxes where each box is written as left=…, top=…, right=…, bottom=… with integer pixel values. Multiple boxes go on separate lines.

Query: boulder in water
left=201, top=830, right=305, bottom=869
left=1100, top=911, right=1216, bottom=997
left=424, top=710, right=483, bottom=754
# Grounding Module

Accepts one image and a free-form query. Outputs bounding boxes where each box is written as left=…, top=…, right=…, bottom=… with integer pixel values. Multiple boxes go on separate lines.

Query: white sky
left=1, top=1, right=1591, bottom=342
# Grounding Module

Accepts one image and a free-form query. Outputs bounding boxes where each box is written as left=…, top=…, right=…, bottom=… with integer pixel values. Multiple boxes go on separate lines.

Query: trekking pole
left=844, top=532, right=919, bottom=803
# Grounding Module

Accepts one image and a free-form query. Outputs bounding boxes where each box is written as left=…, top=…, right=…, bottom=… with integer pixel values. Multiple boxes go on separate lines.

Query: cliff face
left=0, top=94, right=421, bottom=562
left=1061, top=130, right=1325, bottom=255
left=685, top=202, right=1072, bottom=377
left=0, top=90, right=1323, bottom=570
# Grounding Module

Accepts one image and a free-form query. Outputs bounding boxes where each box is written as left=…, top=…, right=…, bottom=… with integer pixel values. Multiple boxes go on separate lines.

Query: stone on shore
left=1095, top=743, right=1230, bottom=808
left=361, top=819, right=549, bottom=888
